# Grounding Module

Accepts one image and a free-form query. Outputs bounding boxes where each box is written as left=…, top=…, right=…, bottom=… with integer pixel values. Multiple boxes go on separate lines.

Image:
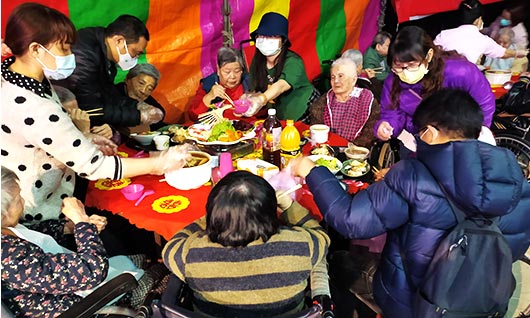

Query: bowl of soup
left=164, top=151, right=212, bottom=190
left=485, top=69, right=512, bottom=87
left=130, top=131, right=161, bottom=145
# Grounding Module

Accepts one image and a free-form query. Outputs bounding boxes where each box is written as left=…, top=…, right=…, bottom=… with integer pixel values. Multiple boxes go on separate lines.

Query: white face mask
left=116, top=40, right=138, bottom=70
left=36, top=45, right=76, bottom=80
left=256, top=37, right=281, bottom=57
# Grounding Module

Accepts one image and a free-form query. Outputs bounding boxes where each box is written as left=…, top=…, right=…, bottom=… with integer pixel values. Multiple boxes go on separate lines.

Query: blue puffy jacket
left=306, top=139, right=530, bottom=317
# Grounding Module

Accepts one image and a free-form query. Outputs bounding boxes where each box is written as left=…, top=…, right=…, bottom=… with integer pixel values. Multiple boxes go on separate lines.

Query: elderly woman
left=1, top=167, right=108, bottom=318
left=242, top=12, right=319, bottom=121
left=341, top=49, right=382, bottom=101
left=187, top=47, right=251, bottom=122
left=1, top=3, right=189, bottom=253
left=483, top=27, right=517, bottom=71
left=116, top=63, right=166, bottom=131
left=163, top=171, right=330, bottom=317
left=309, top=57, right=378, bottom=148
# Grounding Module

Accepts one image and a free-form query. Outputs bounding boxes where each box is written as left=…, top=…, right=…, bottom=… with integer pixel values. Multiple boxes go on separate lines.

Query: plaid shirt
left=323, top=87, right=374, bottom=141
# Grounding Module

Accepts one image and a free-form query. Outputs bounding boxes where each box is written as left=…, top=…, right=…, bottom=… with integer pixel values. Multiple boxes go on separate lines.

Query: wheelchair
left=491, top=111, right=530, bottom=181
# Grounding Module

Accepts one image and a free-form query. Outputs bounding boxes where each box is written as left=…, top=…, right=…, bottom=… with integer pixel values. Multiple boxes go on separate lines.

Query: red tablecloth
left=85, top=123, right=351, bottom=240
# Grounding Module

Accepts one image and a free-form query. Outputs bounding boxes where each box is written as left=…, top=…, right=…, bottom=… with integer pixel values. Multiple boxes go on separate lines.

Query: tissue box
left=236, top=158, right=280, bottom=179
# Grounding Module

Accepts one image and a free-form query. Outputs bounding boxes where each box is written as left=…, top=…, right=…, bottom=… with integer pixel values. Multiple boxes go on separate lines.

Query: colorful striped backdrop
left=2, top=0, right=380, bottom=123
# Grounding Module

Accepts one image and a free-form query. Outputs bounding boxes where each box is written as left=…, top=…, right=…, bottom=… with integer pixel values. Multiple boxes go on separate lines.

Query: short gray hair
left=331, top=57, right=358, bottom=78
left=53, top=85, right=76, bottom=103
left=217, top=47, right=244, bottom=69
left=341, top=49, right=363, bottom=68
left=126, top=63, right=161, bottom=86
left=1, top=167, right=19, bottom=221
left=497, top=27, right=515, bottom=41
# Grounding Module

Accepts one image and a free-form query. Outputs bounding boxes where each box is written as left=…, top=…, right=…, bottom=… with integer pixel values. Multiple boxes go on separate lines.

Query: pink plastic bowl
left=233, top=99, right=251, bottom=114
left=121, top=184, right=145, bottom=201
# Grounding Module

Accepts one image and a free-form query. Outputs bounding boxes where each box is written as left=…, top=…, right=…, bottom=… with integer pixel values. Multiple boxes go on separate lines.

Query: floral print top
left=1, top=223, right=108, bottom=318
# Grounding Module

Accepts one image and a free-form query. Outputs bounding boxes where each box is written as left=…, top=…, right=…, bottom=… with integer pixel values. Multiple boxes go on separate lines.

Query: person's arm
left=162, top=216, right=206, bottom=282
left=374, top=75, right=406, bottom=139
left=363, top=48, right=380, bottom=72
left=1, top=218, right=108, bottom=295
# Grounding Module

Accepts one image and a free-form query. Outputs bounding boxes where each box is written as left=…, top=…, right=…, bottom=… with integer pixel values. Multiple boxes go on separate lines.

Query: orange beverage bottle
left=280, top=119, right=301, bottom=169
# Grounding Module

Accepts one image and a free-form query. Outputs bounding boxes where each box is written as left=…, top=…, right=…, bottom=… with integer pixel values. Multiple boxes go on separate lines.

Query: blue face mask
left=36, top=45, right=76, bottom=80
left=500, top=18, right=511, bottom=27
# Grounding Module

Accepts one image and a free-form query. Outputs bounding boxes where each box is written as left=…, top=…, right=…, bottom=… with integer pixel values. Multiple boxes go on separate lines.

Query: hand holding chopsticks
left=85, top=108, right=104, bottom=117
left=214, top=82, right=236, bottom=107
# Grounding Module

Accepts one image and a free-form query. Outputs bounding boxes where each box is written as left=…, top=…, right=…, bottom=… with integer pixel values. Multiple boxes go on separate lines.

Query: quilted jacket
left=306, top=139, right=530, bottom=317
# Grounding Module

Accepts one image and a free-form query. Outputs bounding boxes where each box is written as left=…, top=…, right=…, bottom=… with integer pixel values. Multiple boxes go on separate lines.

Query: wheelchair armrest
left=57, top=272, right=138, bottom=318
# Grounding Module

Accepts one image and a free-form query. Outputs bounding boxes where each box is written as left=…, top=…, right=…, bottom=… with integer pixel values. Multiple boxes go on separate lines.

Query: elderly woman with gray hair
left=116, top=63, right=166, bottom=131
left=309, top=57, right=379, bottom=148
left=187, top=47, right=251, bottom=122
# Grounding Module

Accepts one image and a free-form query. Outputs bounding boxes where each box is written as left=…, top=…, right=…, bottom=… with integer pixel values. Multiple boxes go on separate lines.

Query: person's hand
left=138, top=102, right=164, bottom=125
left=87, top=133, right=118, bottom=155
left=151, top=144, right=193, bottom=175
left=373, top=167, right=390, bottom=182
left=88, top=214, right=107, bottom=233
left=276, top=190, right=294, bottom=211
left=91, top=124, right=113, bottom=139
left=241, top=93, right=267, bottom=117
left=364, top=68, right=376, bottom=79
left=516, top=49, right=529, bottom=58
left=376, top=121, right=394, bottom=141
left=210, top=83, right=227, bottom=100
left=69, top=108, right=91, bottom=134
left=1, top=39, right=12, bottom=57
left=61, top=197, right=90, bottom=225
left=288, top=156, right=316, bottom=178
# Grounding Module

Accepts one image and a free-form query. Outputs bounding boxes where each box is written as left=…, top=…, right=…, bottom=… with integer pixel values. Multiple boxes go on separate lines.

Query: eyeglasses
left=391, top=62, right=422, bottom=74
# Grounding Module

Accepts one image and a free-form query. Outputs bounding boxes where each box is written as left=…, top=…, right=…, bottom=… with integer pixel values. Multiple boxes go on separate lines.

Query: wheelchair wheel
left=370, top=140, right=400, bottom=170
left=494, top=133, right=530, bottom=180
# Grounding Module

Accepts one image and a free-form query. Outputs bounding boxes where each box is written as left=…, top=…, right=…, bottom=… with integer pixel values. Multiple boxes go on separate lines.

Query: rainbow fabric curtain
left=2, top=0, right=381, bottom=122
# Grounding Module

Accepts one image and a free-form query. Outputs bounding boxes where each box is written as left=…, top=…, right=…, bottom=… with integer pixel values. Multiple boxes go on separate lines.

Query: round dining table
left=84, top=122, right=367, bottom=241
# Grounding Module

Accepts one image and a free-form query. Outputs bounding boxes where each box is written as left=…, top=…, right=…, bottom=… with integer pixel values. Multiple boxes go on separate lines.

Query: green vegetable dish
left=314, top=157, right=339, bottom=170
left=208, top=121, right=235, bottom=142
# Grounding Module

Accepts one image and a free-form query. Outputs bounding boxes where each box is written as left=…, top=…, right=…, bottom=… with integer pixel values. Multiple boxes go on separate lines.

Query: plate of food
left=308, top=155, right=343, bottom=174
left=341, top=159, right=370, bottom=178
left=186, top=120, right=255, bottom=145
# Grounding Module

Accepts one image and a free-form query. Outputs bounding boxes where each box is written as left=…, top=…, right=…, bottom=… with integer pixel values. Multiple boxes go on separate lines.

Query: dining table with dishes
left=84, top=120, right=371, bottom=241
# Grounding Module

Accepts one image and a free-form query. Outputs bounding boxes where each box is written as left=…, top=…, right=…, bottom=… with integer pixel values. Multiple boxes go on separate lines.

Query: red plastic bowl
left=233, top=99, right=251, bottom=114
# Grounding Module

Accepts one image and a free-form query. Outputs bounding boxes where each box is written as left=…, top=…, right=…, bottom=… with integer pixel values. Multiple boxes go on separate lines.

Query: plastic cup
left=310, top=124, right=330, bottom=144
left=121, top=184, right=145, bottom=201
left=153, top=135, right=170, bottom=151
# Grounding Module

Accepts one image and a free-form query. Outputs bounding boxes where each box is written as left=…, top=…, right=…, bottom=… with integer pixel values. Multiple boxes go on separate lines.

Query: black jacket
left=54, top=27, right=141, bottom=127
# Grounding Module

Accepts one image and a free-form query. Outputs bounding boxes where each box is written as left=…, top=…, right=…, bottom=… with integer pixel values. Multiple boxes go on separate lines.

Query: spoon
left=134, top=190, right=155, bottom=206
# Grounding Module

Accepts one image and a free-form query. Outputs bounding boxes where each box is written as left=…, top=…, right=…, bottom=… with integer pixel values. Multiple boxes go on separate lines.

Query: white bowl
left=345, top=146, right=370, bottom=160
left=485, top=69, right=512, bottom=87
left=310, top=124, right=330, bottom=144
left=308, top=155, right=343, bottom=174
left=130, top=131, right=161, bottom=145
left=164, top=151, right=212, bottom=190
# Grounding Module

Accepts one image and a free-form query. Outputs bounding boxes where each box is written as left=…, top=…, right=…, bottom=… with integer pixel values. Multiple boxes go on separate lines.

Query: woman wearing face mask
left=485, top=2, right=528, bottom=51
left=187, top=47, right=252, bottom=122
left=375, top=26, right=495, bottom=143
left=433, top=0, right=528, bottom=65
left=242, top=12, right=319, bottom=121
left=1, top=3, right=190, bottom=254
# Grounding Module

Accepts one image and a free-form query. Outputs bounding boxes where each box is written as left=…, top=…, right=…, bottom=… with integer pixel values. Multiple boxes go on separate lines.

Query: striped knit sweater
left=162, top=202, right=330, bottom=317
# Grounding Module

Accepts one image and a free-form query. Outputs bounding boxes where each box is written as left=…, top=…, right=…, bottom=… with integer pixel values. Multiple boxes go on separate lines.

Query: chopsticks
left=215, top=82, right=236, bottom=107
left=277, top=184, right=303, bottom=199
left=372, top=166, right=380, bottom=174
left=371, top=66, right=384, bottom=71
left=86, top=108, right=104, bottom=117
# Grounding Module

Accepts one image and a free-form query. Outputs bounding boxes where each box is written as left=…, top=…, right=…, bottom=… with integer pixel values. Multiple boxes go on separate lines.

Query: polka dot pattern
left=24, top=118, right=35, bottom=125
left=43, top=138, right=52, bottom=145
left=65, top=175, right=72, bottom=182
left=2, top=57, right=52, bottom=98
left=73, top=139, right=81, bottom=147
left=1, top=150, right=7, bottom=156
left=18, top=165, right=26, bottom=172
left=66, top=161, right=74, bottom=167
left=42, top=163, right=52, bottom=170
left=49, top=114, right=59, bottom=122
left=2, top=125, right=11, bottom=134
left=35, top=180, right=43, bottom=188
left=91, top=155, right=99, bottom=164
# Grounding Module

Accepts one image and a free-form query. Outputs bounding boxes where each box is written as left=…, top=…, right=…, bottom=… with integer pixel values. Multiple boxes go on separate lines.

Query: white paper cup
left=153, top=135, right=170, bottom=150
left=310, top=124, right=330, bottom=144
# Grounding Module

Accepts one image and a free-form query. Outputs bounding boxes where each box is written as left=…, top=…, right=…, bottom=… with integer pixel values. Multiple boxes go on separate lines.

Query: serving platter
left=186, top=123, right=256, bottom=146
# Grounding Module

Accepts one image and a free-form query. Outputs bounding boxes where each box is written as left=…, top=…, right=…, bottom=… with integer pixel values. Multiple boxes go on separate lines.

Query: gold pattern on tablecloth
left=94, top=178, right=132, bottom=190
left=117, top=151, right=129, bottom=158
left=152, top=195, right=190, bottom=214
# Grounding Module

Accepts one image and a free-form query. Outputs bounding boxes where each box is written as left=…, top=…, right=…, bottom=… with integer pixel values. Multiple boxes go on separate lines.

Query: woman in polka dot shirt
left=1, top=3, right=190, bottom=242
